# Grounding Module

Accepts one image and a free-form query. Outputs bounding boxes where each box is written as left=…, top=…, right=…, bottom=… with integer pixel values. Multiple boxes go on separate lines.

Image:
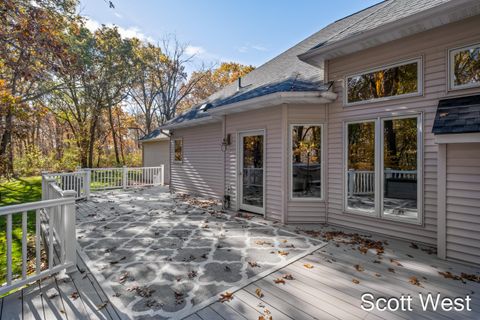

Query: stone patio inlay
left=76, top=187, right=325, bottom=319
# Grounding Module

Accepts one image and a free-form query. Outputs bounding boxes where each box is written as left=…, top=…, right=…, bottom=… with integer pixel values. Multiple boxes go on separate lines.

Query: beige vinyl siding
left=286, top=104, right=328, bottom=223
left=225, top=106, right=283, bottom=221
left=142, top=140, right=170, bottom=184
left=170, top=123, right=223, bottom=199
left=446, top=143, right=480, bottom=265
left=326, top=16, right=480, bottom=245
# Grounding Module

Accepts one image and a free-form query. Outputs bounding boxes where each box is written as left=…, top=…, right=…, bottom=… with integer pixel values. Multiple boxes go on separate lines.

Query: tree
left=178, top=62, right=255, bottom=113
left=0, top=0, right=78, bottom=176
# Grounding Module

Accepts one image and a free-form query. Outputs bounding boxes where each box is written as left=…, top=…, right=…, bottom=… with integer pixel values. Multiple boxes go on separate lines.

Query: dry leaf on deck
left=283, top=274, right=294, bottom=280
left=278, top=250, right=289, bottom=256
left=248, top=261, right=259, bottom=268
left=388, top=268, right=395, bottom=273
left=390, top=259, right=403, bottom=267
left=354, top=264, right=364, bottom=272
left=219, top=291, right=234, bottom=303
left=304, top=263, right=314, bottom=269
left=274, top=278, right=286, bottom=284
left=352, top=278, right=360, bottom=284
left=255, top=288, right=264, bottom=298
left=409, top=276, right=422, bottom=287
left=70, top=291, right=79, bottom=300
left=375, top=273, right=382, bottom=277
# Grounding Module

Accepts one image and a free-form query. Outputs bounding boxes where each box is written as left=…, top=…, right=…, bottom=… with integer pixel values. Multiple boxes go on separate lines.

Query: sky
left=78, top=0, right=382, bottom=71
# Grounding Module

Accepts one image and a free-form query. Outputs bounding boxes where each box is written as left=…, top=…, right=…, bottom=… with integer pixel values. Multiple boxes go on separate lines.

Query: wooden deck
left=1, top=225, right=479, bottom=320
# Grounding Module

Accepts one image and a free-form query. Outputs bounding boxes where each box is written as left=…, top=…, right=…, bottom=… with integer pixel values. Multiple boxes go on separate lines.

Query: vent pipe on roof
left=237, top=77, right=242, bottom=92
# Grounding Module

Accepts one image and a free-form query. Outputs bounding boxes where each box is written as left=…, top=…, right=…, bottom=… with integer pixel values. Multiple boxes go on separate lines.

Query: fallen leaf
left=97, top=302, right=108, bottom=310
left=278, top=250, right=289, bottom=256
left=274, top=278, right=286, bottom=284
left=388, top=268, right=395, bottom=273
left=248, top=261, right=260, bottom=268
left=219, top=291, right=234, bottom=303
left=70, top=291, right=79, bottom=300
left=390, top=259, right=403, bottom=267
left=375, top=273, right=382, bottom=277
left=304, top=263, right=314, bottom=269
left=354, top=264, right=364, bottom=272
left=255, top=288, right=264, bottom=298
left=352, top=278, right=360, bottom=284
left=409, top=276, right=422, bottom=287
left=283, top=274, right=294, bottom=280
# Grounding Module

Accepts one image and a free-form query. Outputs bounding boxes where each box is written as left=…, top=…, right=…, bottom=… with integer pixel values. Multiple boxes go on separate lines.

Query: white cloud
left=113, top=12, right=123, bottom=19
left=237, top=43, right=268, bottom=53
left=185, top=45, right=206, bottom=56
left=84, top=17, right=155, bottom=43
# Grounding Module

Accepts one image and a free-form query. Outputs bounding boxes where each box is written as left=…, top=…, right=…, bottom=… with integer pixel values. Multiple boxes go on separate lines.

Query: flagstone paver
left=75, top=186, right=324, bottom=319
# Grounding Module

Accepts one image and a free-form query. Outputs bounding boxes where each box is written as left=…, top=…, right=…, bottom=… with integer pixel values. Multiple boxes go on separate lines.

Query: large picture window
left=449, top=43, right=480, bottom=90
left=345, top=115, right=422, bottom=224
left=346, top=59, right=421, bottom=105
left=174, top=139, right=183, bottom=162
left=291, top=125, right=322, bottom=199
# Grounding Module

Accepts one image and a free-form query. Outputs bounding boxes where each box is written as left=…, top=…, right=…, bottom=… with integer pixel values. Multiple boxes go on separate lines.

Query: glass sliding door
left=346, top=121, right=376, bottom=214
left=239, top=131, right=265, bottom=214
left=382, top=117, right=418, bottom=220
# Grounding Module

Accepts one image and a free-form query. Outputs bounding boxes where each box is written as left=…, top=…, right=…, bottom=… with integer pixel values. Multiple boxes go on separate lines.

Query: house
left=139, top=128, right=170, bottom=184
left=160, top=0, right=480, bottom=265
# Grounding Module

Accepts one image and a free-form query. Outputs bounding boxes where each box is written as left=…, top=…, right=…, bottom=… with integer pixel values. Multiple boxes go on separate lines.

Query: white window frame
left=343, top=119, right=378, bottom=216
left=173, top=138, right=183, bottom=163
left=448, top=43, right=480, bottom=91
left=289, top=124, right=324, bottom=201
left=343, top=114, right=423, bottom=225
left=344, top=57, right=423, bottom=106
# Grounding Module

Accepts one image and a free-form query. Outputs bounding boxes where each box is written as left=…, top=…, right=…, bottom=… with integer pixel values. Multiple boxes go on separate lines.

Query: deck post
left=160, top=165, right=165, bottom=186
left=122, top=166, right=128, bottom=190
left=84, top=169, right=91, bottom=199
left=62, top=190, right=77, bottom=272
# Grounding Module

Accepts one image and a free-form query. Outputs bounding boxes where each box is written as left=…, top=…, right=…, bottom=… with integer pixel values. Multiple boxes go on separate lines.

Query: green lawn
left=0, top=176, right=42, bottom=284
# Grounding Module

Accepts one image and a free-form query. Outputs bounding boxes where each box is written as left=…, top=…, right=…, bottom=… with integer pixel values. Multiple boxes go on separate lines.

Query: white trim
left=343, top=119, right=378, bottom=216
left=288, top=123, right=324, bottom=202
left=344, top=57, right=423, bottom=106
left=173, top=138, right=183, bottom=163
left=342, top=114, right=423, bottom=226
left=161, top=116, right=219, bottom=130
left=448, top=42, right=480, bottom=91
left=437, top=144, right=447, bottom=259
left=209, top=91, right=337, bottom=116
left=237, top=129, right=266, bottom=216
left=435, top=132, right=480, bottom=144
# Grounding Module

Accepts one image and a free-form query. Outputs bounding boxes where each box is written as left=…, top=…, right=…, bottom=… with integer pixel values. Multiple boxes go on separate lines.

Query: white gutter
left=208, top=91, right=337, bottom=116
left=161, top=90, right=337, bottom=130
left=299, top=0, right=480, bottom=66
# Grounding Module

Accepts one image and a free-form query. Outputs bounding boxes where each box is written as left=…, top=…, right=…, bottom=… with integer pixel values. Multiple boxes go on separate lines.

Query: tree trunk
left=108, top=106, right=121, bottom=165
left=87, top=113, right=99, bottom=168
left=0, top=109, right=14, bottom=176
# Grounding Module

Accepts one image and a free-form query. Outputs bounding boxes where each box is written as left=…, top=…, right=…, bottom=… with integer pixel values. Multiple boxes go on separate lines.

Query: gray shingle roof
left=432, top=94, right=480, bottom=135
left=139, top=128, right=169, bottom=141
left=306, top=0, right=451, bottom=52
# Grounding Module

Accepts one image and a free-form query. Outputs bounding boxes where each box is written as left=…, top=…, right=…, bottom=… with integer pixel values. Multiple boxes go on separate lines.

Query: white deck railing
left=42, top=165, right=164, bottom=199
left=348, top=169, right=417, bottom=196
left=0, top=181, right=76, bottom=296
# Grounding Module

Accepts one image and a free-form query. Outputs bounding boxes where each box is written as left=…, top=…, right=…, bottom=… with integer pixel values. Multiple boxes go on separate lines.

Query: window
left=449, top=43, right=480, bottom=90
left=291, top=124, right=322, bottom=199
left=346, top=121, right=376, bottom=214
left=346, top=59, right=422, bottom=105
left=345, top=115, right=422, bottom=224
left=174, top=139, right=183, bottom=162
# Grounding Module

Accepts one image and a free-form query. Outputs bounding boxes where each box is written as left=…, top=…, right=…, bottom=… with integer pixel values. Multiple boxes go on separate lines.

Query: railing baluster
left=6, top=214, right=12, bottom=285
left=22, top=211, right=27, bottom=280
left=36, top=209, right=41, bottom=274
left=48, top=208, right=54, bottom=269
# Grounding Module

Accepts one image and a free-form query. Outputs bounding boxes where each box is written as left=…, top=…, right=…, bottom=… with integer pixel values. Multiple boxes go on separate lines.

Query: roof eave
left=299, top=0, right=480, bottom=67
left=209, top=91, right=337, bottom=116
left=159, top=115, right=219, bottom=130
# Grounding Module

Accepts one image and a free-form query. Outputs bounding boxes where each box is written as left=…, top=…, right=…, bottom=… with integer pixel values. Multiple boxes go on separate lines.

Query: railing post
left=160, top=165, right=165, bottom=186
left=348, top=170, right=354, bottom=196
left=62, top=190, right=77, bottom=273
left=122, top=166, right=128, bottom=190
left=84, top=169, right=91, bottom=199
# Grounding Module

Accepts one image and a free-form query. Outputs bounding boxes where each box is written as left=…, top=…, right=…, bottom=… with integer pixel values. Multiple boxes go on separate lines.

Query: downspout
left=221, top=115, right=230, bottom=209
